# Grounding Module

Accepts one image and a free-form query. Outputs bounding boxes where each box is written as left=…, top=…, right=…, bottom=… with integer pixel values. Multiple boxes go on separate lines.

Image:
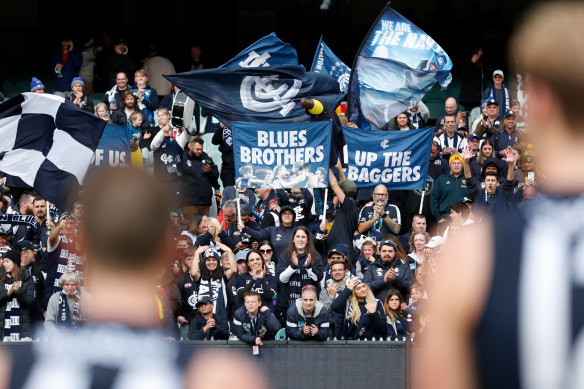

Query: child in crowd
left=355, top=238, right=377, bottom=279
left=128, top=111, right=143, bottom=144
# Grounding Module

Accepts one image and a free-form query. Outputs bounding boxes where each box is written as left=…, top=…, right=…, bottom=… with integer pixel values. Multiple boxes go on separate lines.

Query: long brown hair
left=477, top=139, right=495, bottom=165
left=383, top=289, right=405, bottom=322
left=286, top=226, right=319, bottom=266
left=2, top=261, right=23, bottom=283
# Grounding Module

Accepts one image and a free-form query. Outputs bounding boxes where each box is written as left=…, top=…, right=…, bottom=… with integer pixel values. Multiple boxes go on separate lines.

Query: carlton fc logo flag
left=310, top=37, right=351, bottom=93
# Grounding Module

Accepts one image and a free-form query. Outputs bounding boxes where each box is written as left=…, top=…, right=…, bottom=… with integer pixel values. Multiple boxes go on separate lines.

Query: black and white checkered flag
left=0, top=93, right=106, bottom=209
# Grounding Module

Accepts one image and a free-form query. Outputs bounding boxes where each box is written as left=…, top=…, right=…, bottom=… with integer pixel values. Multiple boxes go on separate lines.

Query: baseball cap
left=468, top=133, right=480, bottom=142
left=18, top=240, right=39, bottom=251
left=493, top=70, right=504, bottom=77
left=504, top=110, right=516, bottom=118
left=325, top=201, right=335, bottom=215
left=196, top=295, right=213, bottom=307
left=328, top=243, right=349, bottom=258
left=340, top=180, right=357, bottom=197
left=379, top=240, right=397, bottom=250
left=485, top=98, right=498, bottom=106
left=236, top=249, right=249, bottom=262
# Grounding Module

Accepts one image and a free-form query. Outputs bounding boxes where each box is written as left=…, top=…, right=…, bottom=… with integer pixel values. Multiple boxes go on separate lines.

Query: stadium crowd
left=0, top=33, right=536, bottom=346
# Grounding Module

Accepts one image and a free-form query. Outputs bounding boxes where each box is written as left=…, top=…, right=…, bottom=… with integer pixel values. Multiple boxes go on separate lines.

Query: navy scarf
left=58, top=290, right=81, bottom=329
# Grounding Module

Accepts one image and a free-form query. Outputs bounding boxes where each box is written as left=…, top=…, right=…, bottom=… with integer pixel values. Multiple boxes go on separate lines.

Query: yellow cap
left=308, top=99, right=324, bottom=115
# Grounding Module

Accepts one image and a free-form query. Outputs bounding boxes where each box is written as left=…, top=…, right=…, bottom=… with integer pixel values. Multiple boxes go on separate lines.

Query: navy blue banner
left=342, top=127, right=433, bottom=189
left=91, top=124, right=130, bottom=168
left=220, top=32, right=298, bottom=68
left=310, top=37, right=351, bottom=93
left=232, top=121, right=332, bottom=189
left=164, top=66, right=344, bottom=128
left=349, top=5, right=453, bottom=130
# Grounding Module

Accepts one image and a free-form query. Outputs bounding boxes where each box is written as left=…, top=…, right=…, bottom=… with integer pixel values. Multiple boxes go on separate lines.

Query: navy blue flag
left=0, top=93, right=106, bottom=209
left=310, top=37, right=351, bottom=93
left=232, top=121, right=331, bottom=189
left=342, top=126, right=433, bottom=189
left=91, top=124, right=130, bottom=168
left=164, top=65, right=344, bottom=126
left=348, top=5, right=453, bottom=130
left=220, top=32, right=298, bottom=68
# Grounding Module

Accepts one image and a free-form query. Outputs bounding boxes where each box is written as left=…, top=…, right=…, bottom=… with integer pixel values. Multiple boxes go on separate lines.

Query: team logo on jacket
left=186, top=160, right=192, bottom=167
left=462, top=180, right=466, bottom=185
left=184, top=283, right=192, bottom=288
left=275, top=234, right=282, bottom=241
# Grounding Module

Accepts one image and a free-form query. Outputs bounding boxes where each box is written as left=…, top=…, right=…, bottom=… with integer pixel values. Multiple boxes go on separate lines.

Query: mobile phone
left=305, top=317, right=315, bottom=326
left=527, top=171, right=535, bottom=181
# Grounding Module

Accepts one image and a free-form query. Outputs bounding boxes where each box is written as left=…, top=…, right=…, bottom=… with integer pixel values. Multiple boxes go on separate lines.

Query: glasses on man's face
left=260, top=249, right=272, bottom=254
left=224, top=213, right=236, bottom=220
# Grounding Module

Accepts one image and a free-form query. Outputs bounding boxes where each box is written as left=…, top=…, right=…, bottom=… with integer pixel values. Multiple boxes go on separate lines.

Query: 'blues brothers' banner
left=221, top=32, right=298, bottom=68
left=90, top=124, right=130, bottom=168
left=349, top=5, right=452, bottom=130
left=342, top=127, right=433, bottom=189
left=232, top=121, right=331, bottom=189
left=311, top=37, right=351, bottom=93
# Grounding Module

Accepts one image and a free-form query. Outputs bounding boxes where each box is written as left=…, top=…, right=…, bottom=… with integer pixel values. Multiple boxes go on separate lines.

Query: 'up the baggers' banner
left=342, top=126, right=433, bottom=189
left=232, top=121, right=331, bottom=189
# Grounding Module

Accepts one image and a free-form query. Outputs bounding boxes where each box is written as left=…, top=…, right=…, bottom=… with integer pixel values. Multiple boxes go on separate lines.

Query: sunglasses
left=260, top=249, right=272, bottom=254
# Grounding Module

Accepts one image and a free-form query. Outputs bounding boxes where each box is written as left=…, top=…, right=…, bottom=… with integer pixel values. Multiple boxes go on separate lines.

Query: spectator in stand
left=225, top=207, right=260, bottom=253
left=176, top=247, right=197, bottom=339
left=442, top=202, right=474, bottom=241
left=482, top=70, right=512, bottom=114
left=429, top=141, right=450, bottom=174
left=434, top=98, right=467, bottom=136
left=0, top=249, right=36, bottom=341
left=11, top=192, right=36, bottom=247
left=357, top=184, right=401, bottom=240
left=399, top=214, right=427, bottom=254
left=240, top=206, right=297, bottom=259
left=430, top=153, right=468, bottom=224
left=111, top=90, right=148, bottom=131
left=474, top=98, right=503, bottom=139
left=326, top=162, right=360, bottom=263
left=232, top=291, right=281, bottom=346
left=188, top=44, right=204, bottom=71
left=459, top=47, right=486, bottom=110
left=49, top=36, right=82, bottom=97
left=107, top=38, right=136, bottom=88
left=468, top=139, right=505, bottom=180
left=434, top=114, right=468, bottom=159
left=276, top=188, right=313, bottom=227
left=462, top=145, right=517, bottom=214
left=234, top=249, right=277, bottom=312
left=30, top=77, right=45, bottom=94
left=104, top=72, right=132, bottom=114
left=391, top=112, right=413, bottom=131
left=364, top=239, right=413, bottom=301
left=221, top=186, right=256, bottom=210
left=179, top=137, right=219, bottom=219
left=319, top=259, right=349, bottom=338
left=181, top=214, right=208, bottom=245
left=355, top=238, right=377, bottom=279
left=188, top=295, right=229, bottom=340
left=405, top=102, right=429, bottom=129
left=470, top=102, right=488, bottom=134
left=384, top=289, right=408, bottom=341
left=407, top=231, right=430, bottom=266
left=276, top=226, right=323, bottom=323
left=258, top=240, right=276, bottom=277
left=254, top=188, right=276, bottom=227
left=331, top=278, right=386, bottom=340
left=286, top=285, right=329, bottom=341
left=79, top=38, right=100, bottom=95
left=94, top=102, right=110, bottom=122
left=44, top=271, right=86, bottom=335
left=17, top=240, right=44, bottom=323
left=142, top=45, right=176, bottom=99
left=195, top=217, right=236, bottom=249
left=66, top=77, right=94, bottom=113
left=130, top=69, right=159, bottom=126
left=467, top=133, right=480, bottom=156
left=212, top=123, right=235, bottom=187
left=191, top=244, right=237, bottom=319
left=492, top=110, right=520, bottom=158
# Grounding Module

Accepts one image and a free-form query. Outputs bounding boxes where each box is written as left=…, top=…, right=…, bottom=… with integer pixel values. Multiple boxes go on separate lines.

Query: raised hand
left=291, top=251, right=298, bottom=267
left=503, top=149, right=518, bottom=164
left=461, top=145, right=473, bottom=160
left=365, top=302, right=377, bottom=314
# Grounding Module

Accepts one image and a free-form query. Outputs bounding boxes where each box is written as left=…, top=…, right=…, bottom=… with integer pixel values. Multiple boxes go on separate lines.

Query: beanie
left=71, top=77, right=84, bottom=89
left=31, top=77, right=45, bottom=92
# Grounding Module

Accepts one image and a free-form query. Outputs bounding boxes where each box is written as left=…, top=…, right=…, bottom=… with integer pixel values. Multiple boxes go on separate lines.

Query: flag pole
left=322, top=188, right=328, bottom=223
left=419, top=191, right=425, bottom=214
left=236, top=189, right=242, bottom=226
left=46, top=200, right=51, bottom=230
left=346, top=1, right=391, bottom=120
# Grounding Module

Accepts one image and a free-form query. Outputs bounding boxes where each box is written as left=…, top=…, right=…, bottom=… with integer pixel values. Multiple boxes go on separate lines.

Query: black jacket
left=231, top=305, right=281, bottom=345
left=0, top=272, right=36, bottom=339
left=285, top=299, right=329, bottom=341
left=331, top=288, right=386, bottom=340
left=179, top=151, right=219, bottom=206
left=188, top=311, right=229, bottom=340
left=364, top=257, right=413, bottom=301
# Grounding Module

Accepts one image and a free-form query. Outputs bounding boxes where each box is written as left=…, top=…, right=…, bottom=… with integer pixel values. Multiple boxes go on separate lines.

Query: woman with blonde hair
left=195, top=217, right=236, bottom=248
left=331, top=277, right=386, bottom=340
left=408, top=231, right=431, bottom=265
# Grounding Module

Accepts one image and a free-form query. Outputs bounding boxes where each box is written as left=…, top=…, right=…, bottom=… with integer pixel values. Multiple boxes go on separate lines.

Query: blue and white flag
left=164, top=65, right=344, bottom=127
left=349, top=5, right=453, bottom=130
left=232, top=121, right=331, bottom=189
left=220, top=32, right=298, bottom=68
left=91, top=124, right=130, bottom=168
left=0, top=93, right=106, bottom=209
left=311, top=37, right=351, bottom=93
left=342, top=126, right=433, bottom=190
